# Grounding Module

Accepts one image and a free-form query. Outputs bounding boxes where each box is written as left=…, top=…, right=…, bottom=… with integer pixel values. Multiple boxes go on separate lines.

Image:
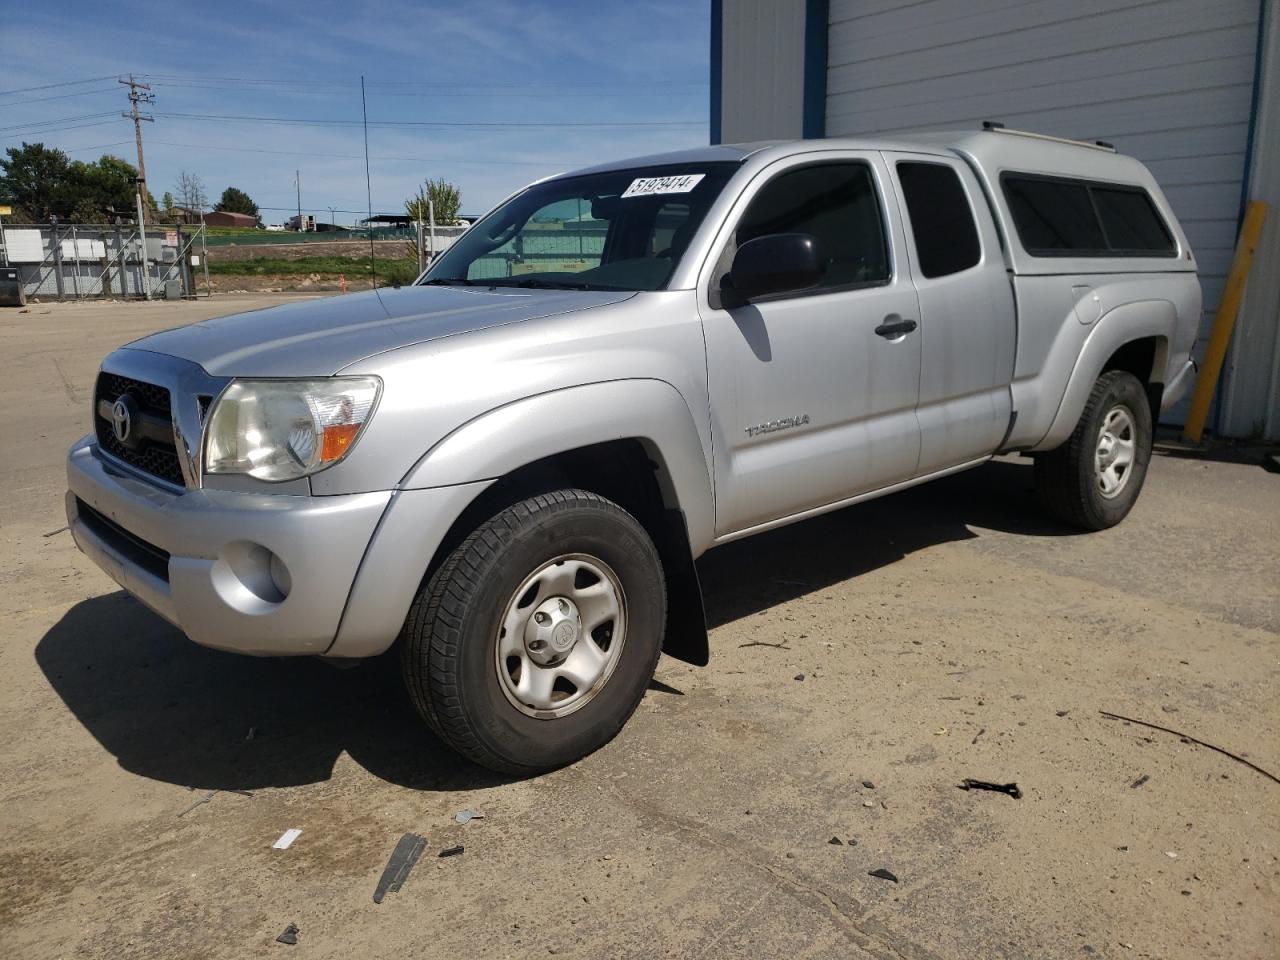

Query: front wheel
left=1034, top=370, right=1153, bottom=530
left=400, top=489, right=667, bottom=774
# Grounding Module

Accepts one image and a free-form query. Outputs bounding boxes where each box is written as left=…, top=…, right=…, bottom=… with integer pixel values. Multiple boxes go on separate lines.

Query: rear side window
left=735, top=162, right=889, bottom=291
left=1002, top=173, right=1175, bottom=257
left=1003, top=176, right=1105, bottom=253
left=1092, top=187, right=1175, bottom=255
left=896, top=161, right=981, bottom=277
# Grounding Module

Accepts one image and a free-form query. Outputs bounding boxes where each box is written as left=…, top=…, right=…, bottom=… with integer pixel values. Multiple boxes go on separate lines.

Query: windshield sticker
left=621, top=174, right=706, bottom=198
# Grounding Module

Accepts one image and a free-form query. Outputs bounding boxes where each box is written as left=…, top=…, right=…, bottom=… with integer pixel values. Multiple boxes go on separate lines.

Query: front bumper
left=66, top=436, right=390, bottom=656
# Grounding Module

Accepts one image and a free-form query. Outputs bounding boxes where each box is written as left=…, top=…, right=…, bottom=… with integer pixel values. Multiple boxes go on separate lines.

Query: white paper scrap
left=273, top=828, right=302, bottom=849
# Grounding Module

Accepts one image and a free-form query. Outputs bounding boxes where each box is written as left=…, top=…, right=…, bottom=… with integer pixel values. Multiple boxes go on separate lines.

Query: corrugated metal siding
left=721, top=0, right=808, bottom=142
left=826, top=0, right=1262, bottom=425
left=1222, top=1, right=1279, bottom=440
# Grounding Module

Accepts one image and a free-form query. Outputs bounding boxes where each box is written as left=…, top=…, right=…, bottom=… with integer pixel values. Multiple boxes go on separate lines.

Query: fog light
left=211, top=541, right=290, bottom=607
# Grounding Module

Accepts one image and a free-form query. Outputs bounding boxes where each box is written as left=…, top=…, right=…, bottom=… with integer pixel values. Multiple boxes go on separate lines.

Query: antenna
left=360, top=76, right=380, bottom=296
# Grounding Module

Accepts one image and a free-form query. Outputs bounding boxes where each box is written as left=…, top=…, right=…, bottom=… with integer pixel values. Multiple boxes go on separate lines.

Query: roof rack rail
left=980, top=121, right=1118, bottom=153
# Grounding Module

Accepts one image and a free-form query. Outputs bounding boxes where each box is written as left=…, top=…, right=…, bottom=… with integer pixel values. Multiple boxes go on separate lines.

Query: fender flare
left=401, top=378, right=716, bottom=553
left=1031, top=300, right=1173, bottom=452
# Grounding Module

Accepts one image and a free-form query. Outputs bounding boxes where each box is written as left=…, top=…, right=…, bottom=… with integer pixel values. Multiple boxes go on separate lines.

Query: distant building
left=168, top=205, right=202, bottom=225
left=202, top=211, right=258, bottom=228
left=287, top=214, right=317, bottom=232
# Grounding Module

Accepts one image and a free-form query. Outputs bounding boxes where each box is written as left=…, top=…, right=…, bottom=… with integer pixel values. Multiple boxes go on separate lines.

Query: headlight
left=204, top=377, right=380, bottom=482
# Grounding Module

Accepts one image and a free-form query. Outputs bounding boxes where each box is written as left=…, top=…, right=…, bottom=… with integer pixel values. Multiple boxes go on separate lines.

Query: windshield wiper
left=490, top=277, right=627, bottom=291
left=420, top=277, right=477, bottom=286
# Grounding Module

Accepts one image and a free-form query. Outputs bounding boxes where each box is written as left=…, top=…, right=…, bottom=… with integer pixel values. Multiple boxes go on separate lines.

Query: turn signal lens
left=321, top=422, right=362, bottom=462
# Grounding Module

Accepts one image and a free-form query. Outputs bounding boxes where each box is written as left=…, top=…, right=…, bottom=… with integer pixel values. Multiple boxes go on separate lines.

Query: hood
left=126, top=285, right=635, bottom=377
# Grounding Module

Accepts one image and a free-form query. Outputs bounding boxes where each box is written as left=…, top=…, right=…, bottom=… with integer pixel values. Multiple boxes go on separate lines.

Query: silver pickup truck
left=67, top=126, right=1200, bottom=773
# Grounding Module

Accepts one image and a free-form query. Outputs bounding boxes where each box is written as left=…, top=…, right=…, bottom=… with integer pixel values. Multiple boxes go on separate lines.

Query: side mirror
left=722, top=233, right=824, bottom=304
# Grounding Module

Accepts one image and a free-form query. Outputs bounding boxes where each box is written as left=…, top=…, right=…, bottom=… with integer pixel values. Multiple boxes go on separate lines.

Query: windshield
left=420, top=162, right=738, bottom=292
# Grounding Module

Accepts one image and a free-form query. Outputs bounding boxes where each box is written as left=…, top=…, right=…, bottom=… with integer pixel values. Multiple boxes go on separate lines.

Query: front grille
left=94, top=372, right=185, bottom=487
left=76, top=498, right=171, bottom=582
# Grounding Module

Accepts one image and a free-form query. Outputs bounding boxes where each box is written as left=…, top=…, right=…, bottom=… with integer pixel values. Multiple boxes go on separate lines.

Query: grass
left=207, top=255, right=420, bottom=284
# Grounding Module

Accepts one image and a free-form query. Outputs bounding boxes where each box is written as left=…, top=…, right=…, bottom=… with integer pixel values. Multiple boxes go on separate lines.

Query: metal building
left=711, top=0, right=1279, bottom=440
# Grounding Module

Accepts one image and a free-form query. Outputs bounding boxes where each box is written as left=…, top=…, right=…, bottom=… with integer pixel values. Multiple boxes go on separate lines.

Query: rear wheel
left=400, top=489, right=666, bottom=774
left=1034, top=370, right=1153, bottom=530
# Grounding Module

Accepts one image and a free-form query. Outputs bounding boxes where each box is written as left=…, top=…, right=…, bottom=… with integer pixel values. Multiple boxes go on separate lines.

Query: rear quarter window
left=896, top=161, right=981, bottom=278
left=1001, top=172, right=1175, bottom=258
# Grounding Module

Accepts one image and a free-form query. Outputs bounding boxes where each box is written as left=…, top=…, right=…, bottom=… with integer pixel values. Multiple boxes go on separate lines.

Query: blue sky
left=0, top=0, right=710, bottom=223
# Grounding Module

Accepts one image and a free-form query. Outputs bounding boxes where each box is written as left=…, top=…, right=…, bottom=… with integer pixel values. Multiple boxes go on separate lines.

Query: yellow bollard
left=1182, top=200, right=1268, bottom=443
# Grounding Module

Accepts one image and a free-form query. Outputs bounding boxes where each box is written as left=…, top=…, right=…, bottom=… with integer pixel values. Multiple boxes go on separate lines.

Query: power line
left=153, top=111, right=702, bottom=128
left=145, top=138, right=575, bottom=167
left=0, top=111, right=119, bottom=132
left=0, top=74, right=119, bottom=97
left=145, top=81, right=701, bottom=100
left=140, top=73, right=707, bottom=89
left=0, top=119, right=125, bottom=140
left=0, top=87, right=118, bottom=108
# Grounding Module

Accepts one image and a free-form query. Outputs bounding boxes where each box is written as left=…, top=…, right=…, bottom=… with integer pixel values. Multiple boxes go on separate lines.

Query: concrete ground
left=1, top=295, right=1277, bottom=960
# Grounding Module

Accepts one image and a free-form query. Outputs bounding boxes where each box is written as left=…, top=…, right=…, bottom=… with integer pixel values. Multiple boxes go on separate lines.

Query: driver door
left=697, top=152, right=922, bottom=536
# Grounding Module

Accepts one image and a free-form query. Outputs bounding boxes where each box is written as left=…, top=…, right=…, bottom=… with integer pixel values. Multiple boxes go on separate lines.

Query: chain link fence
left=0, top=222, right=210, bottom=302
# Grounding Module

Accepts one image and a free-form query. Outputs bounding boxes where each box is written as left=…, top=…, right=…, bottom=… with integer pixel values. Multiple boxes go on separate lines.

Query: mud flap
left=657, top=509, right=709, bottom=667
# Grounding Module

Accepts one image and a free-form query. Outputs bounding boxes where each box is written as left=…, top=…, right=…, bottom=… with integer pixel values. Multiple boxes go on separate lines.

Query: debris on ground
left=1099, top=710, right=1280, bottom=785
left=935, top=727, right=948, bottom=736
left=972, top=727, right=986, bottom=745
left=275, top=923, right=299, bottom=945
left=454, top=809, right=484, bottom=824
left=1056, top=710, right=1070, bottom=717
left=42, top=525, right=69, bottom=538
left=861, top=780, right=875, bottom=789
left=273, top=829, right=303, bottom=850
left=1165, top=850, right=1178, bottom=859
left=439, top=845, right=465, bottom=858
left=793, top=674, right=805, bottom=681
left=176, top=787, right=253, bottom=818
left=245, top=726, right=258, bottom=741
left=373, top=832, right=427, bottom=904
left=1130, top=773, right=1150, bottom=789
left=862, top=800, right=875, bottom=808
left=868, top=868, right=899, bottom=883
left=738, top=640, right=791, bottom=650
left=828, top=836, right=843, bottom=845
left=958, top=779, right=1023, bottom=799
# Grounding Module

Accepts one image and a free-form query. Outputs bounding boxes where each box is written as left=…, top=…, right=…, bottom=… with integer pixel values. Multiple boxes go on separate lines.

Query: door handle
left=874, top=315, right=918, bottom=339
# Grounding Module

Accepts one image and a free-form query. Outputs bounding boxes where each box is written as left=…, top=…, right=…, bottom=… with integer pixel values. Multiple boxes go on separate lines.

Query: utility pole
left=119, top=75, right=155, bottom=223
left=295, top=170, right=302, bottom=231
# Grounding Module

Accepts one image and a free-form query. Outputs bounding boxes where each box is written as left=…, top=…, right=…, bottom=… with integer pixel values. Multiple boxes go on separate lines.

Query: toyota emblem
left=110, top=397, right=133, bottom=444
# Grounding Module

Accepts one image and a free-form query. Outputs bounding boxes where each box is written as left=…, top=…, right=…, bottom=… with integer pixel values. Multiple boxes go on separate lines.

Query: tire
left=1034, top=370, right=1153, bottom=530
left=400, top=489, right=667, bottom=774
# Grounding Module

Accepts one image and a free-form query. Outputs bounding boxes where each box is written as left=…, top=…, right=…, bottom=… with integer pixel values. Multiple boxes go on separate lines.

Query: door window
left=896, top=161, right=981, bottom=277
left=731, top=162, right=889, bottom=294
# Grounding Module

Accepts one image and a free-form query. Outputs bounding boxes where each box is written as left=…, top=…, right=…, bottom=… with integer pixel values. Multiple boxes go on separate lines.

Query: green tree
left=214, top=186, right=260, bottom=221
left=161, top=191, right=176, bottom=217
left=0, top=142, right=74, bottom=220
left=69, top=155, right=144, bottom=221
left=405, top=177, right=462, bottom=225
left=0, top=144, right=147, bottom=222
